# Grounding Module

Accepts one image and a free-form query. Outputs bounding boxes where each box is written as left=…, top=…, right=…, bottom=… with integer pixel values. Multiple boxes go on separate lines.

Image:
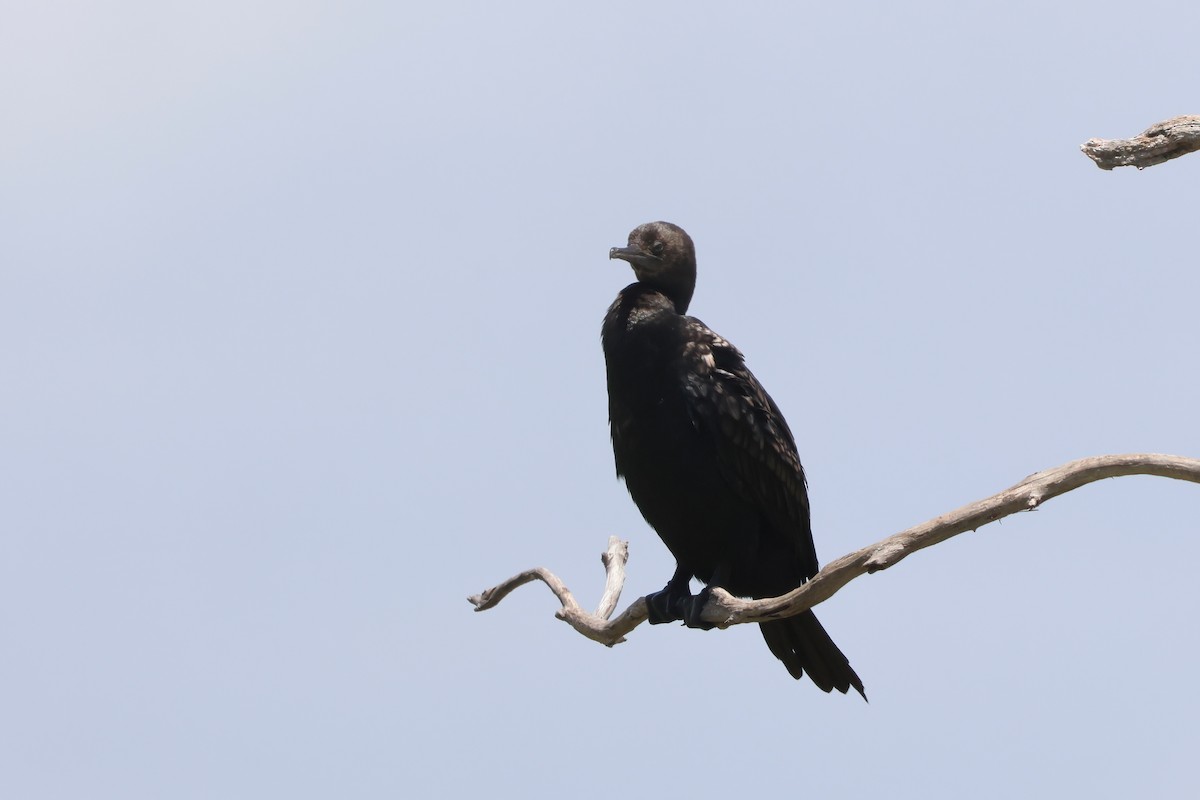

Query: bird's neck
left=640, top=277, right=693, bottom=315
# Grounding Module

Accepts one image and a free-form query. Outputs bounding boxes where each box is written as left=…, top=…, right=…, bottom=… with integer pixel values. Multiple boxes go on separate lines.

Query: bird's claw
left=645, top=585, right=688, bottom=624
left=680, top=587, right=717, bottom=630
left=646, top=583, right=718, bottom=629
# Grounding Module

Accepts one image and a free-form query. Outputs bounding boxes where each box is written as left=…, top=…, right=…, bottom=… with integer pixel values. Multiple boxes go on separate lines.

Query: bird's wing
left=678, top=318, right=818, bottom=576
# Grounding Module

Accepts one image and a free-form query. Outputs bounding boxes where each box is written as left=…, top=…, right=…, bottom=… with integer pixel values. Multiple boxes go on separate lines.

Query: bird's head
left=609, top=221, right=697, bottom=313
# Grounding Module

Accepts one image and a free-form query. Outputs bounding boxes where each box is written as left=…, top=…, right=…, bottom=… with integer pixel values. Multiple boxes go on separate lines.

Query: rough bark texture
left=1081, top=115, right=1200, bottom=170
left=468, top=454, right=1200, bottom=647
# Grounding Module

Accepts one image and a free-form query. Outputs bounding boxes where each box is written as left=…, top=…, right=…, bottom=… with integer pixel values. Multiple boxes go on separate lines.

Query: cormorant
left=601, top=221, right=865, bottom=697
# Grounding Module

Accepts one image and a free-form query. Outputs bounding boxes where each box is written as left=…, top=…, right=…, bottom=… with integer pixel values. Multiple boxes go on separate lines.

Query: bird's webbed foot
left=679, top=585, right=718, bottom=631
left=645, top=582, right=689, bottom=625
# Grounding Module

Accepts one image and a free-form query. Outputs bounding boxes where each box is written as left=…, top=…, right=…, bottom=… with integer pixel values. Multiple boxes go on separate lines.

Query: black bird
left=601, top=221, right=864, bottom=697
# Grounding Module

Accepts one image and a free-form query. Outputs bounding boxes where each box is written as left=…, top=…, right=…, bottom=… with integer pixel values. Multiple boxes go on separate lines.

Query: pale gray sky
left=3, top=2, right=1198, bottom=798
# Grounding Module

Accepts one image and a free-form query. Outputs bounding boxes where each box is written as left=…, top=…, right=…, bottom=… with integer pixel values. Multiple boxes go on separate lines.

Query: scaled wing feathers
left=678, top=319, right=817, bottom=574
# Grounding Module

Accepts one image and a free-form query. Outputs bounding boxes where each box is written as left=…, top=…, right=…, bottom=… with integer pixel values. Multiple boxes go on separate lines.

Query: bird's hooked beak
left=609, top=245, right=660, bottom=270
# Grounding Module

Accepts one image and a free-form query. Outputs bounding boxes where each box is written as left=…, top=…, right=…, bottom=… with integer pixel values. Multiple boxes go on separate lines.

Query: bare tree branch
left=595, top=536, right=629, bottom=620
left=468, top=454, right=1200, bottom=647
left=468, top=535, right=636, bottom=645
left=1081, top=115, right=1200, bottom=170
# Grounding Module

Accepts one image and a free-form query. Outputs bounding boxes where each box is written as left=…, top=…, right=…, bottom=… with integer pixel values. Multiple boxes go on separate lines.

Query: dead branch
left=595, top=536, right=629, bottom=619
left=1081, top=115, right=1200, bottom=170
left=468, top=535, right=636, bottom=645
left=468, top=454, right=1200, bottom=647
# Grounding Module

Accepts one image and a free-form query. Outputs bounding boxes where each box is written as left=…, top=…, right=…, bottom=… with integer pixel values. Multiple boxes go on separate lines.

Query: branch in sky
left=469, top=454, right=1200, bottom=645
left=1081, top=115, right=1200, bottom=170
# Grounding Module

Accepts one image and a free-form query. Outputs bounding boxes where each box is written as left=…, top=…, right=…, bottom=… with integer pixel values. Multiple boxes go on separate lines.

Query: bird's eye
left=651, top=241, right=665, bottom=256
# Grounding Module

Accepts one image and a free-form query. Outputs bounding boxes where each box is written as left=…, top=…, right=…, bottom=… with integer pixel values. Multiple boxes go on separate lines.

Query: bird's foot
left=645, top=585, right=688, bottom=624
left=679, top=586, right=717, bottom=631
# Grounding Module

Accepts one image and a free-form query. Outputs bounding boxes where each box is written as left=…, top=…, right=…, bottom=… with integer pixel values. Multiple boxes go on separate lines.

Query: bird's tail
left=759, top=611, right=866, bottom=699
